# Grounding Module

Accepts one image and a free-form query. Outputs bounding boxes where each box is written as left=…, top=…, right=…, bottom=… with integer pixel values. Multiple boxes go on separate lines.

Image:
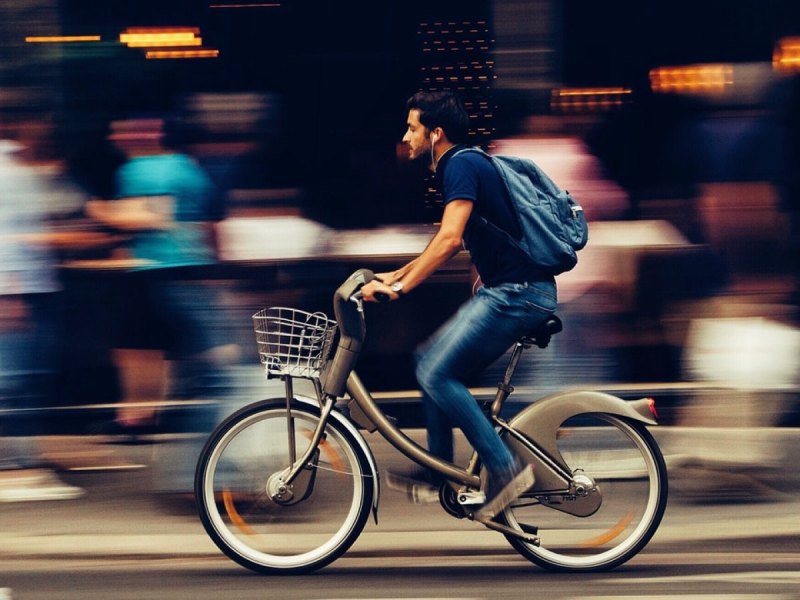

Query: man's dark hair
left=406, top=91, right=470, bottom=144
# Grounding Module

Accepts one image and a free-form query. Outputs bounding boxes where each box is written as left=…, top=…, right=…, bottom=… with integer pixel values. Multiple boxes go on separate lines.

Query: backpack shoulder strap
left=449, top=147, right=531, bottom=255
left=451, top=146, right=487, bottom=160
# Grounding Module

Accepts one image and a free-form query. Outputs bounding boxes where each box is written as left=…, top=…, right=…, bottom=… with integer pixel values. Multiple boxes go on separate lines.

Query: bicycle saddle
left=523, top=314, right=563, bottom=349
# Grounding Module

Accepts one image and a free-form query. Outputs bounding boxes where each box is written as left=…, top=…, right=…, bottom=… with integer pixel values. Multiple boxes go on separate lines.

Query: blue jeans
left=415, top=281, right=557, bottom=477
left=0, top=294, right=59, bottom=470
left=148, top=280, right=234, bottom=493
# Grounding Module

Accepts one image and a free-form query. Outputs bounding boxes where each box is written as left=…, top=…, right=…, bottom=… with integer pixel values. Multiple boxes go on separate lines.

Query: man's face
left=401, top=109, right=432, bottom=161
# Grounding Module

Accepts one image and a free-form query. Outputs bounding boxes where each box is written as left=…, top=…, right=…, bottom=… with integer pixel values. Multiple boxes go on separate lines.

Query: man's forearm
left=363, top=199, right=471, bottom=302
left=392, top=231, right=463, bottom=292
left=86, top=197, right=174, bottom=231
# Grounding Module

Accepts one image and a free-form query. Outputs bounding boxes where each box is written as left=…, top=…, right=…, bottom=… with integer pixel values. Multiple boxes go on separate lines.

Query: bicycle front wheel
left=195, top=399, right=374, bottom=574
left=503, top=414, right=667, bottom=572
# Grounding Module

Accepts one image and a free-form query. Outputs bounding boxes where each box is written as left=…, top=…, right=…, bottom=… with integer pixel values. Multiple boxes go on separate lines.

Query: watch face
left=391, top=282, right=404, bottom=293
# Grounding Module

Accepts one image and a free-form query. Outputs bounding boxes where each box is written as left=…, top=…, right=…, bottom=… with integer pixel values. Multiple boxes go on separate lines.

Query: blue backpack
left=457, top=148, right=589, bottom=275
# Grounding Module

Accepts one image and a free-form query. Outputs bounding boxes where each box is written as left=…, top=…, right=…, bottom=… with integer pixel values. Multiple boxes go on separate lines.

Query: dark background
left=48, top=0, right=800, bottom=225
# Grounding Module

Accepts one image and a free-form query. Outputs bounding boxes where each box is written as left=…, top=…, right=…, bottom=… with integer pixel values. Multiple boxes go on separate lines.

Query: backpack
left=456, top=148, right=588, bottom=275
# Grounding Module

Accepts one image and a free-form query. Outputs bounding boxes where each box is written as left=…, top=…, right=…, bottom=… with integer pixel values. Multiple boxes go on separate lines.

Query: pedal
left=474, top=514, right=541, bottom=546
left=457, top=490, right=486, bottom=506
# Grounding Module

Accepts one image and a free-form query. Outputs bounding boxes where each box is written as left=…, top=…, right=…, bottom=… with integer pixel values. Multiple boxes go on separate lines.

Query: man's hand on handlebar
left=360, top=277, right=401, bottom=303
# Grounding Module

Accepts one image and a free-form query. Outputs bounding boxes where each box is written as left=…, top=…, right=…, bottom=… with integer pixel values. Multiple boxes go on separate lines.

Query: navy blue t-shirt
left=437, top=146, right=550, bottom=287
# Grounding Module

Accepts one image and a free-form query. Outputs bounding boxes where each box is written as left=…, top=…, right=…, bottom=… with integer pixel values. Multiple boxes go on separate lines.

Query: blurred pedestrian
left=778, top=74, right=800, bottom=322
left=0, top=112, right=83, bottom=502
left=86, top=116, right=237, bottom=495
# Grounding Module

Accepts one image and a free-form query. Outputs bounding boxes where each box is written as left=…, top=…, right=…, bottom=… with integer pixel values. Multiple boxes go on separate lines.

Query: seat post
left=487, top=314, right=562, bottom=418
left=488, top=341, right=526, bottom=417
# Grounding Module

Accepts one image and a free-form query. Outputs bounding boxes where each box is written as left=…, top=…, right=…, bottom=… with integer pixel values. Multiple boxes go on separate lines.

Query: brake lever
left=350, top=279, right=391, bottom=306
left=349, top=291, right=365, bottom=313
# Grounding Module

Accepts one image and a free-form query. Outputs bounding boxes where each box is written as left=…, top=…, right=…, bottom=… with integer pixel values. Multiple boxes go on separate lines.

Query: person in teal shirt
left=87, top=117, right=234, bottom=495
left=88, top=118, right=217, bottom=268
left=113, top=152, right=216, bottom=267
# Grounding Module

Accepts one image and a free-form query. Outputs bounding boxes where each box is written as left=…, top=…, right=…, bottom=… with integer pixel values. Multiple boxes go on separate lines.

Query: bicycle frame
left=280, top=268, right=657, bottom=521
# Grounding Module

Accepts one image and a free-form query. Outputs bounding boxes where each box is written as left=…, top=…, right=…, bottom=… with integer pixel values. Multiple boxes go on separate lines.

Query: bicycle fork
left=267, top=377, right=332, bottom=504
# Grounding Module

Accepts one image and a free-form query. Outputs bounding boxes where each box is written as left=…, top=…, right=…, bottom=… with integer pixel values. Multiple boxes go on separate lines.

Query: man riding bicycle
left=361, top=91, right=557, bottom=519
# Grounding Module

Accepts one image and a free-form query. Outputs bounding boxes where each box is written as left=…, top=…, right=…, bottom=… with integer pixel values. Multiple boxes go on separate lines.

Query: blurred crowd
left=0, top=104, right=246, bottom=501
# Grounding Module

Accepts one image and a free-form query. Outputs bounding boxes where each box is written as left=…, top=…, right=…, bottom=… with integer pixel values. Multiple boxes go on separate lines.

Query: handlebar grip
left=373, top=291, right=390, bottom=303
left=322, top=269, right=375, bottom=397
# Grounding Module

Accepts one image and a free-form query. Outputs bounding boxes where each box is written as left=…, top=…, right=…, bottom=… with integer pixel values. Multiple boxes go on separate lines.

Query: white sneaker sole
left=0, top=486, right=84, bottom=502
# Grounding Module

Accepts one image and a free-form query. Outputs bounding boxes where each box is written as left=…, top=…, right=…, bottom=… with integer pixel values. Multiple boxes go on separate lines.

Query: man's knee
left=417, top=355, right=458, bottom=402
left=415, top=353, right=441, bottom=394
left=414, top=357, right=431, bottom=391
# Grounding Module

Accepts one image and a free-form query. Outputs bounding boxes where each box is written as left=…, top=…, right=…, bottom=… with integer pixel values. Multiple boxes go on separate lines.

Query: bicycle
left=195, top=269, right=668, bottom=574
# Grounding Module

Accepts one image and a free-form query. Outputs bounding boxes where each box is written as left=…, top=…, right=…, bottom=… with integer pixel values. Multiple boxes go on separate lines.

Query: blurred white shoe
left=476, top=462, right=534, bottom=521
left=0, top=468, right=84, bottom=502
left=385, top=469, right=440, bottom=504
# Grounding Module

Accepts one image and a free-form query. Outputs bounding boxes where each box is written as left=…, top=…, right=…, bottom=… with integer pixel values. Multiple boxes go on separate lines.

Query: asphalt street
left=1, top=427, right=799, bottom=560
left=1, top=427, right=799, bottom=599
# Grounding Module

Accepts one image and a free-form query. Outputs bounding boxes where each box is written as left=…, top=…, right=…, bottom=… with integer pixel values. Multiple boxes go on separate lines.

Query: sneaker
left=385, top=468, right=441, bottom=504
left=476, top=461, right=534, bottom=521
left=0, top=469, right=85, bottom=503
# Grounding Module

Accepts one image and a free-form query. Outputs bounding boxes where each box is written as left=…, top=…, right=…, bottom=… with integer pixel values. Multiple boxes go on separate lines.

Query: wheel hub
left=267, top=470, right=295, bottom=504
left=571, top=471, right=596, bottom=497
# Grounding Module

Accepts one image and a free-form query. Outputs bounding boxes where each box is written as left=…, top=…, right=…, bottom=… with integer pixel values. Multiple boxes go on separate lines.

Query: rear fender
left=507, top=391, right=657, bottom=492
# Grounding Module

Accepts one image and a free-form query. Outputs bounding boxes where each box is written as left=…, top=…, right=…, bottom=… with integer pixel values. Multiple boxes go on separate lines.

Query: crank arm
left=474, top=514, right=540, bottom=546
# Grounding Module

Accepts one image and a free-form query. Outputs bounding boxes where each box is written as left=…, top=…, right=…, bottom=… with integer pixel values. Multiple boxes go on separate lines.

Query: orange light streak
left=551, top=87, right=633, bottom=112
left=145, top=49, right=219, bottom=59
left=25, top=35, right=101, bottom=43
left=554, top=87, right=632, bottom=97
left=120, top=27, right=201, bottom=48
left=650, top=64, right=733, bottom=94
left=774, top=37, right=800, bottom=73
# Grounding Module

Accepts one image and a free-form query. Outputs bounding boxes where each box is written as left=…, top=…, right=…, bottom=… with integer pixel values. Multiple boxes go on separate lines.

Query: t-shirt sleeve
left=113, top=163, right=136, bottom=198
left=442, top=155, right=479, bottom=205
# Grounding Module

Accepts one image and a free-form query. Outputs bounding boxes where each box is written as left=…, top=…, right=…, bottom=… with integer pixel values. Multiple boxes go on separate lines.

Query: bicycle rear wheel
left=503, top=414, right=667, bottom=572
left=195, top=399, right=374, bottom=574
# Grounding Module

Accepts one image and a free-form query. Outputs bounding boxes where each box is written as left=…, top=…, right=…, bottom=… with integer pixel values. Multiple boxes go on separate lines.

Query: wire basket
left=253, top=307, right=337, bottom=378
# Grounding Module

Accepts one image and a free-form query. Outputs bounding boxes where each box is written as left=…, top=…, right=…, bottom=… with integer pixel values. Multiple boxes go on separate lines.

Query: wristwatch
left=390, top=281, right=405, bottom=295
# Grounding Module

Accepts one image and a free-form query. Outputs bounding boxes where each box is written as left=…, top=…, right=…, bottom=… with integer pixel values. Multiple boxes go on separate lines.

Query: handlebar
left=321, top=269, right=376, bottom=397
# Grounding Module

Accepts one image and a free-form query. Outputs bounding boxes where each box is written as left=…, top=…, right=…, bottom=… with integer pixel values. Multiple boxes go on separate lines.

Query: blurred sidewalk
left=1, top=426, right=799, bottom=562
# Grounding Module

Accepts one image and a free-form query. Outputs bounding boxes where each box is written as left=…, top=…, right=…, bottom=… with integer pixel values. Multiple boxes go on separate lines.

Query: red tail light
left=646, top=397, right=658, bottom=418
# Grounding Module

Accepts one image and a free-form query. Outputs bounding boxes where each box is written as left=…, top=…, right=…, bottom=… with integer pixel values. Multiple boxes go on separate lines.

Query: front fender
left=507, top=391, right=657, bottom=493
left=293, top=395, right=381, bottom=521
